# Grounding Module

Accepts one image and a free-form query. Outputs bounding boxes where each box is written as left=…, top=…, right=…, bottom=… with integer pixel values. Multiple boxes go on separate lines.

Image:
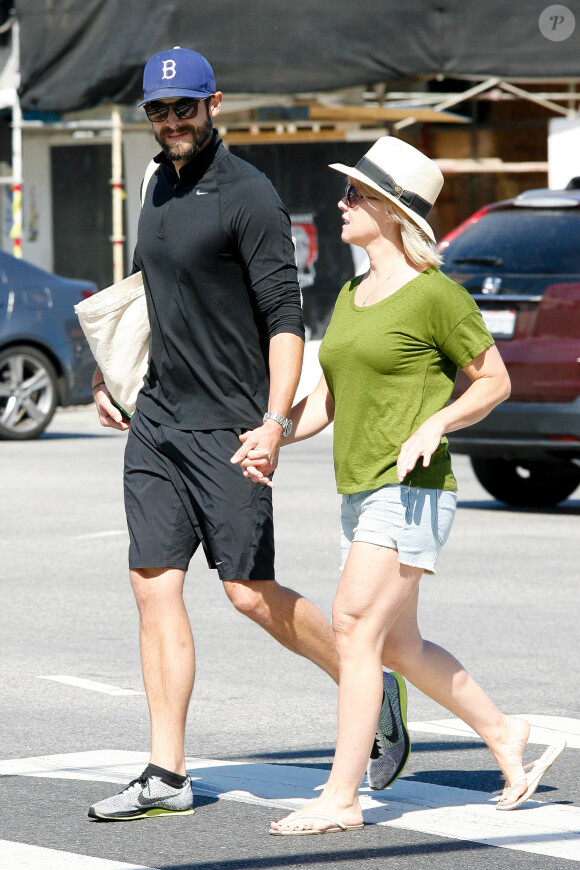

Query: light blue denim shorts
left=340, top=484, right=458, bottom=575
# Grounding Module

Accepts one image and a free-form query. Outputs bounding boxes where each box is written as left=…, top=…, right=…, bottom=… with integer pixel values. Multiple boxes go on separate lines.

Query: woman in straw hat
left=236, top=137, right=566, bottom=835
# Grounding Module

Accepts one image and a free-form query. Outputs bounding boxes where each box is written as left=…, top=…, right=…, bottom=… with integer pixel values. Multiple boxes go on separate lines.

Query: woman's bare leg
left=272, top=542, right=533, bottom=833
left=271, top=544, right=422, bottom=833
left=382, top=588, right=529, bottom=801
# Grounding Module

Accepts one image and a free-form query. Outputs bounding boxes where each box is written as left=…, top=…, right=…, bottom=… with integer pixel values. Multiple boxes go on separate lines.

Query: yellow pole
left=10, top=181, right=22, bottom=258
left=10, top=20, right=22, bottom=258
left=111, top=105, right=124, bottom=282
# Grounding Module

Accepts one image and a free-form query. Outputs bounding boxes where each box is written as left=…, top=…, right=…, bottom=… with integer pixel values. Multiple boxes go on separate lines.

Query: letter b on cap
left=162, top=59, right=176, bottom=80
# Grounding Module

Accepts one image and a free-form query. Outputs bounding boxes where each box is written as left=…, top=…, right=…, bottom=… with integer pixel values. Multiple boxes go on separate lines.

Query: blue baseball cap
left=139, top=46, right=216, bottom=106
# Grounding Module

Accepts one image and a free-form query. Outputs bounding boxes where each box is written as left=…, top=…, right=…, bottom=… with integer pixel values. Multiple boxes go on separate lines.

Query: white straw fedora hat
left=329, top=137, right=444, bottom=242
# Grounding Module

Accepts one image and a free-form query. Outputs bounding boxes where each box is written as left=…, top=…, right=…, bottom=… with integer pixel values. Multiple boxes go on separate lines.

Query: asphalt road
left=1, top=405, right=579, bottom=870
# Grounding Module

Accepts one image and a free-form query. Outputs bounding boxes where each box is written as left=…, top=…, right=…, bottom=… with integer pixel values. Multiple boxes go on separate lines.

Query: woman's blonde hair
left=352, top=178, right=443, bottom=269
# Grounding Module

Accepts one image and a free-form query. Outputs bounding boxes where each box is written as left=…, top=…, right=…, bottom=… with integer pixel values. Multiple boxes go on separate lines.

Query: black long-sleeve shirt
left=134, top=133, right=304, bottom=430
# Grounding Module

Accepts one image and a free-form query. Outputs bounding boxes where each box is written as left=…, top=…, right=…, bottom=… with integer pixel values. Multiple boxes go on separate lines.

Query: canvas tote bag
left=75, top=271, right=149, bottom=418
left=74, top=159, right=158, bottom=418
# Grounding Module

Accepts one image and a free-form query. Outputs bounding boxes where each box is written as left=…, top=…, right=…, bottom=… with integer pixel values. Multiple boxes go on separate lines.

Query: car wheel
left=0, top=345, right=59, bottom=440
left=470, top=457, right=580, bottom=508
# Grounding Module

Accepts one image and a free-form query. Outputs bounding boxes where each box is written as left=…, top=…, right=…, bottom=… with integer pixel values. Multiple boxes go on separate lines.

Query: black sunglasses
left=344, top=183, right=364, bottom=207
left=143, top=97, right=210, bottom=122
left=344, top=182, right=381, bottom=208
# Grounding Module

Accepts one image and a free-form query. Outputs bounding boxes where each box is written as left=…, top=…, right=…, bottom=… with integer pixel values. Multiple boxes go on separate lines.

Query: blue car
left=0, top=251, right=97, bottom=439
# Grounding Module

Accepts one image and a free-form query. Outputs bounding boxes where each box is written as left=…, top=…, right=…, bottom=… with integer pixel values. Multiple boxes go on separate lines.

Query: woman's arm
left=396, top=344, right=510, bottom=483
left=286, top=372, right=335, bottom=444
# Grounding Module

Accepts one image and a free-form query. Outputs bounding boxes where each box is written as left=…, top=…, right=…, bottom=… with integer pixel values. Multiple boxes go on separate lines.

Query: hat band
left=356, top=156, right=433, bottom=219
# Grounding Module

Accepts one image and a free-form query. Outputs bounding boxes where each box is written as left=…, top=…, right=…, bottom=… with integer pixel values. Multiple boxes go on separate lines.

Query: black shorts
left=123, top=410, right=275, bottom=581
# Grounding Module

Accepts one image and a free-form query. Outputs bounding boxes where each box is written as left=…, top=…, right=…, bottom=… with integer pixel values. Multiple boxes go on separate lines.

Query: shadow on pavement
left=225, top=740, right=486, bottom=764
left=224, top=748, right=335, bottom=763
left=154, top=839, right=492, bottom=870
left=404, top=767, right=503, bottom=793
left=39, top=432, right=112, bottom=440
left=401, top=740, right=484, bottom=753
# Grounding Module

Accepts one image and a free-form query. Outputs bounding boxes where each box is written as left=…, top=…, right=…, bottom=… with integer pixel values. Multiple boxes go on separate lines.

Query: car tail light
left=548, top=435, right=580, bottom=442
left=438, top=205, right=491, bottom=252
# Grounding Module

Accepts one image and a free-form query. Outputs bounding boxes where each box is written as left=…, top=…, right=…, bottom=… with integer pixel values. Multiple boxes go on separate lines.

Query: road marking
left=75, top=530, right=127, bottom=540
left=1, top=750, right=577, bottom=861
left=37, top=676, right=144, bottom=696
left=409, top=714, right=580, bottom=750
left=0, top=842, right=157, bottom=870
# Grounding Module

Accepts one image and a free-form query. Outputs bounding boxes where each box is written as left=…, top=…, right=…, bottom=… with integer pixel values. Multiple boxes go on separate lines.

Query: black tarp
left=18, top=0, right=580, bottom=113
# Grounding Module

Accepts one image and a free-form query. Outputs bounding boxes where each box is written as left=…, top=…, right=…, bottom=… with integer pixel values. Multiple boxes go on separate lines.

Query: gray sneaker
left=367, top=670, right=411, bottom=790
left=88, top=771, right=194, bottom=821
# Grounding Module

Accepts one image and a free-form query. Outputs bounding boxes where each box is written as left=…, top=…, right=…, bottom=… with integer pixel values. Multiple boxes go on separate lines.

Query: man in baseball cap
left=137, top=46, right=221, bottom=166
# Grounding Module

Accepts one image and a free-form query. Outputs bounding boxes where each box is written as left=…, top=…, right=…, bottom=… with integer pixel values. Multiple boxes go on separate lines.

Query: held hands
left=93, top=384, right=130, bottom=431
left=230, top=420, right=282, bottom=488
left=396, top=418, right=445, bottom=483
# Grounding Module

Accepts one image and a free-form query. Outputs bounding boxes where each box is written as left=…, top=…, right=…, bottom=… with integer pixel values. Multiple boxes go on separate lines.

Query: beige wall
left=18, top=136, right=54, bottom=269
left=123, top=129, right=159, bottom=265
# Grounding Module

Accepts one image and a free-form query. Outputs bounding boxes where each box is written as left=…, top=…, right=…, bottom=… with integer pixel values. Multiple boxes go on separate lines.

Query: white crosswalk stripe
left=0, top=842, right=157, bottom=870
left=408, top=714, right=580, bottom=749
left=74, top=530, right=127, bottom=540
left=1, top=746, right=578, bottom=863
left=37, top=675, right=144, bottom=696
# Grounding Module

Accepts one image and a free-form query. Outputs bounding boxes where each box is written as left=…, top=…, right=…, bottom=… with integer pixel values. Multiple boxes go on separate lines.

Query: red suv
left=440, top=186, right=580, bottom=507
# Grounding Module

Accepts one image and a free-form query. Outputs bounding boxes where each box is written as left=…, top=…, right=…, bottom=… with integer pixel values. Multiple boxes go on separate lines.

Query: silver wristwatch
left=263, top=411, right=292, bottom=437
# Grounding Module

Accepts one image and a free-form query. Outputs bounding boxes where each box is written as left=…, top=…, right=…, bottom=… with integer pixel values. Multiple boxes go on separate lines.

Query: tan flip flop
left=269, top=813, right=364, bottom=836
left=496, top=737, right=567, bottom=811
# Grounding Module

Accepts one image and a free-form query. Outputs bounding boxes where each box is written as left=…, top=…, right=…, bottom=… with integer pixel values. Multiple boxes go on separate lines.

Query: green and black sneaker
left=88, top=771, right=194, bottom=821
left=367, top=670, right=411, bottom=789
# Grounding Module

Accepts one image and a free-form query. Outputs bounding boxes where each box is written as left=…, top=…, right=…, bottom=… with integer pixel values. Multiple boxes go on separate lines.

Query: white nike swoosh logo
left=196, top=190, right=208, bottom=195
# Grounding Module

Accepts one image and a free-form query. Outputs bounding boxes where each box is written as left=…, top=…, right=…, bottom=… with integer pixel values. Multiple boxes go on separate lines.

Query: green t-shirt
left=318, top=267, right=494, bottom=494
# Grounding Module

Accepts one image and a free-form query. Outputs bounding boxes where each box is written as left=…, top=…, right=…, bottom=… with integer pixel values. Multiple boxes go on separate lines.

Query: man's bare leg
left=131, top=567, right=194, bottom=775
left=222, top=579, right=339, bottom=683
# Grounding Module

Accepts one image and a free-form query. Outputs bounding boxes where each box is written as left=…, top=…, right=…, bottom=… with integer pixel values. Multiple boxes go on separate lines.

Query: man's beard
left=155, top=117, right=213, bottom=162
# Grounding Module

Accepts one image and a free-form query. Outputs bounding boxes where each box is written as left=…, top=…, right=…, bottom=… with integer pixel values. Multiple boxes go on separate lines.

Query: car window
left=442, top=209, right=580, bottom=274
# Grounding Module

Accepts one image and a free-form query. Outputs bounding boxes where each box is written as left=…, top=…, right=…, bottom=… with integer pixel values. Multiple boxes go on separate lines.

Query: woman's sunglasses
left=143, top=97, right=209, bottom=123
left=344, top=183, right=364, bottom=207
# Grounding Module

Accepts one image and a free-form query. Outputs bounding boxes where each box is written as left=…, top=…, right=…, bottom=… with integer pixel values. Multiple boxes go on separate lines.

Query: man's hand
left=230, top=420, right=283, bottom=488
left=396, top=418, right=445, bottom=483
left=93, top=384, right=130, bottom=431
